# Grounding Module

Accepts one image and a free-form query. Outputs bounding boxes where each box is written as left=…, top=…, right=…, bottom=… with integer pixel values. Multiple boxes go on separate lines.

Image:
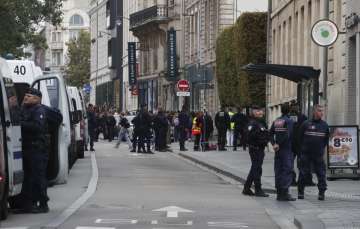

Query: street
left=1, top=140, right=279, bottom=229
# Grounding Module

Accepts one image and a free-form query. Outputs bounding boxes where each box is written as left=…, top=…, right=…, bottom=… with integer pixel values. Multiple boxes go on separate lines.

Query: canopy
left=242, top=63, right=321, bottom=83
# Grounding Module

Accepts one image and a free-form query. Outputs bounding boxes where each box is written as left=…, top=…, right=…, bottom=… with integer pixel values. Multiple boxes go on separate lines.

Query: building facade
left=44, top=0, right=91, bottom=72
left=183, top=0, right=234, bottom=115
left=267, top=0, right=347, bottom=125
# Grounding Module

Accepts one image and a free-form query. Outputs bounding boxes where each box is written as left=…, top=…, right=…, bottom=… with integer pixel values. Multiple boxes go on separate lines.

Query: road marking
left=153, top=206, right=194, bottom=218
left=187, top=221, right=193, bottom=225
left=95, top=219, right=138, bottom=224
left=208, top=222, right=249, bottom=228
left=76, top=227, right=115, bottom=229
left=151, top=220, right=158, bottom=225
left=45, top=152, right=99, bottom=228
left=1, top=227, right=28, bottom=229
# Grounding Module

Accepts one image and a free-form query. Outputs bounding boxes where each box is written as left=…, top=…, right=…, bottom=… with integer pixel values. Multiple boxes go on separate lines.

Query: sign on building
left=167, top=28, right=178, bottom=80
left=128, top=42, right=137, bottom=86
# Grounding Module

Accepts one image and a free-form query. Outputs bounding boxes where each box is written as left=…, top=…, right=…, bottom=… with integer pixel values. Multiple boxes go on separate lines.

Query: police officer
left=270, top=103, right=296, bottom=201
left=232, top=107, right=248, bottom=151
left=20, top=88, right=49, bottom=213
left=297, top=104, right=329, bottom=201
left=215, top=107, right=230, bottom=151
left=87, top=104, right=97, bottom=151
left=242, top=106, right=269, bottom=197
left=178, top=106, right=190, bottom=151
left=153, top=108, right=169, bottom=152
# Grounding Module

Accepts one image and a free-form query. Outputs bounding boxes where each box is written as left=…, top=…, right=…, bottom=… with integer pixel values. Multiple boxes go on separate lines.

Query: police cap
left=26, top=88, right=42, bottom=98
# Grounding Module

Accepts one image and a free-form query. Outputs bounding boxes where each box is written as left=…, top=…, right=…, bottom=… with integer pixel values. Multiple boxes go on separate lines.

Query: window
left=3, top=79, right=21, bottom=125
left=69, top=30, right=80, bottom=40
left=51, top=31, right=62, bottom=42
left=52, top=50, right=63, bottom=66
left=70, top=14, right=84, bottom=26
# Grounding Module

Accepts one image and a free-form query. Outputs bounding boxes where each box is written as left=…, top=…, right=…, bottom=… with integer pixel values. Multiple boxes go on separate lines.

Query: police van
left=66, top=86, right=87, bottom=158
left=0, top=58, right=23, bottom=219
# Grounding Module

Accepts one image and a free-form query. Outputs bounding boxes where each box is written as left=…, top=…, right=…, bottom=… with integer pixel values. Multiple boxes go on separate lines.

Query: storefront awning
left=242, top=63, right=321, bottom=83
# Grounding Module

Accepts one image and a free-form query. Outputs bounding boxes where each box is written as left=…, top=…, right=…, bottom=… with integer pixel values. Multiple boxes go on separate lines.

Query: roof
left=242, top=63, right=321, bottom=83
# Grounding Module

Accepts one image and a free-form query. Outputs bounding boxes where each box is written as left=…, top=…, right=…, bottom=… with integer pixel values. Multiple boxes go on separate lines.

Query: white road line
left=45, top=152, right=99, bottom=228
left=187, top=221, right=193, bottom=225
left=95, top=219, right=138, bottom=224
left=76, top=227, right=115, bottom=229
left=208, top=222, right=249, bottom=228
left=1, top=227, right=28, bottom=229
left=151, top=220, right=158, bottom=225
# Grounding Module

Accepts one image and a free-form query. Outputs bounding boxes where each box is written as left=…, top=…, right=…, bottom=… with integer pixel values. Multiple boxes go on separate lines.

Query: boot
left=277, top=189, right=296, bottom=201
left=298, top=186, right=305, bottom=200
left=242, top=188, right=255, bottom=196
left=255, top=187, right=269, bottom=197
left=318, top=190, right=325, bottom=201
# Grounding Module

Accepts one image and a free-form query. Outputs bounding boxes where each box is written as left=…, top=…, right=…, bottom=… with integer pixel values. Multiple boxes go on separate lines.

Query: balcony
left=130, top=5, right=169, bottom=31
left=49, top=42, right=63, bottom=50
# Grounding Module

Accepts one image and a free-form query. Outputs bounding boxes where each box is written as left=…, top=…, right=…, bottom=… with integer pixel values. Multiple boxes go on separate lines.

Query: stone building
left=183, top=0, right=234, bottom=115
left=267, top=0, right=347, bottom=125
left=44, top=0, right=91, bottom=72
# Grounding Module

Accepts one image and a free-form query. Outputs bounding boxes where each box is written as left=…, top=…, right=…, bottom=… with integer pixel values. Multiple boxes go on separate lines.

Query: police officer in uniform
left=297, top=104, right=329, bottom=200
left=20, top=88, right=49, bottom=213
left=178, top=106, right=190, bottom=151
left=215, top=107, right=230, bottom=151
left=242, top=106, right=269, bottom=197
left=270, top=104, right=296, bottom=201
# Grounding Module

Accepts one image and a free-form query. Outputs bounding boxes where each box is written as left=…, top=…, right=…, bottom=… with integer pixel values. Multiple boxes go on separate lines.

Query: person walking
left=203, top=111, right=214, bottom=151
left=270, top=104, right=296, bottom=201
left=227, top=108, right=235, bottom=147
left=115, top=112, right=132, bottom=150
left=297, top=104, right=329, bottom=201
left=232, top=107, right=248, bottom=151
left=106, top=111, right=116, bottom=142
left=19, top=88, right=49, bottom=213
left=242, top=106, right=269, bottom=197
left=215, top=107, right=230, bottom=151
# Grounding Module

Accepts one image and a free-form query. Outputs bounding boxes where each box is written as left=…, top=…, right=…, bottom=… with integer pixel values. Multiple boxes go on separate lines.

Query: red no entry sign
left=177, top=80, right=190, bottom=92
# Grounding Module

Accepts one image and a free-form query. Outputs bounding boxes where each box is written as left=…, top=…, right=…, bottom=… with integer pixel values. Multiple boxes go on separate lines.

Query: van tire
left=0, top=185, right=9, bottom=220
left=78, top=141, right=84, bottom=159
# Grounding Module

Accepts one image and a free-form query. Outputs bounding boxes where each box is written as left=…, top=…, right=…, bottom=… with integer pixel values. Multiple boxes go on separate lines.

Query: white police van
left=66, top=86, right=87, bottom=158
left=0, top=58, right=23, bottom=219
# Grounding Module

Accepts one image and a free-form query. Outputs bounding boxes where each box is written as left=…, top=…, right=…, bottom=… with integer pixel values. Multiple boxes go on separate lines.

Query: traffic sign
left=83, top=84, right=92, bottom=94
left=311, top=19, right=339, bottom=47
left=176, top=91, right=190, bottom=97
left=177, top=80, right=190, bottom=92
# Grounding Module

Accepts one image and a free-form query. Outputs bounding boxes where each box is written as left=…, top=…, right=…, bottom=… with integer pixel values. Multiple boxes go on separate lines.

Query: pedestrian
left=270, top=103, right=296, bottom=201
left=242, top=106, right=269, bottom=197
left=115, top=112, right=132, bottom=149
left=137, top=105, right=153, bottom=153
left=297, top=104, right=329, bottom=201
left=203, top=111, right=214, bottom=151
left=227, top=107, right=235, bottom=147
left=19, top=88, right=49, bottom=213
left=178, top=107, right=190, bottom=151
left=215, top=107, right=230, bottom=151
left=106, top=111, right=116, bottom=142
left=232, top=107, right=249, bottom=151
left=192, top=111, right=203, bottom=151
left=87, top=104, right=97, bottom=151
left=153, top=108, right=169, bottom=152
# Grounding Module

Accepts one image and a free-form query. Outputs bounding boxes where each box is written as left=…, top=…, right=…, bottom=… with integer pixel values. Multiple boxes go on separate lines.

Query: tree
left=216, top=12, right=267, bottom=108
left=0, top=0, right=63, bottom=56
left=65, top=30, right=91, bottom=88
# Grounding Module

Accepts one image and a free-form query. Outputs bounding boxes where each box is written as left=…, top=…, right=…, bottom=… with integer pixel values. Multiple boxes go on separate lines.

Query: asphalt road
left=58, top=141, right=279, bottom=229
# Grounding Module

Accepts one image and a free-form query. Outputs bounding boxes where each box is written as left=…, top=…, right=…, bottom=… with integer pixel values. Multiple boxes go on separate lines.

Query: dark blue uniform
left=270, top=115, right=294, bottom=193
left=21, top=104, right=49, bottom=209
left=298, top=119, right=329, bottom=192
left=87, top=110, right=97, bottom=150
left=244, top=118, right=269, bottom=192
left=178, top=111, right=190, bottom=151
left=215, top=111, right=230, bottom=150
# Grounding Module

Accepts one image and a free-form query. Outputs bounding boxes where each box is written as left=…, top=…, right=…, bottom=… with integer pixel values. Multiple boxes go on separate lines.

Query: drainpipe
left=322, top=0, right=329, bottom=104
left=266, top=0, right=272, bottom=124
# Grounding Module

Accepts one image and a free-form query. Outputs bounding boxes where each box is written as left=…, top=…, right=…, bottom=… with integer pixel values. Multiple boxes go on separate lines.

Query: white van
left=66, top=86, right=87, bottom=158
left=0, top=58, right=23, bottom=219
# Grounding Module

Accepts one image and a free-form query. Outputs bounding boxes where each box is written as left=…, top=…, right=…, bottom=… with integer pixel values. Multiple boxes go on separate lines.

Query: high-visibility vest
left=229, top=111, right=235, bottom=130
left=192, top=117, right=201, bottom=135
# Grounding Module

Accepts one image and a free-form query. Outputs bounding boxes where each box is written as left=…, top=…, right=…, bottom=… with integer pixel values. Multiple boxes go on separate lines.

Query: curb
left=178, top=153, right=276, bottom=194
left=294, top=215, right=325, bottom=229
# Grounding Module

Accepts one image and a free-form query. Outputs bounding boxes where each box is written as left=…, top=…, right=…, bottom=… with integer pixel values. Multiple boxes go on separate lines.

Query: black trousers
left=245, top=146, right=265, bottom=190
left=217, top=129, right=227, bottom=150
left=179, top=127, right=187, bottom=150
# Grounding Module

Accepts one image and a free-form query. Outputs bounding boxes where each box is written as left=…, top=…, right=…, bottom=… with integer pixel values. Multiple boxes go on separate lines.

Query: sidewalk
left=173, top=142, right=360, bottom=229
left=0, top=151, right=93, bottom=229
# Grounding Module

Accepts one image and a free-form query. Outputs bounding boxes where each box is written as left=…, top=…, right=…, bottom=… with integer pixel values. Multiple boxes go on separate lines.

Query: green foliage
left=216, top=12, right=267, bottom=107
left=0, top=0, right=63, bottom=56
left=65, top=30, right=91, bottom=88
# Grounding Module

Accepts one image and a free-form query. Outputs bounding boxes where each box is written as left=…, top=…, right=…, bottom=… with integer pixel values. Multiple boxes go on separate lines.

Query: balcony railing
left=130, top=5, right=168, bottom=29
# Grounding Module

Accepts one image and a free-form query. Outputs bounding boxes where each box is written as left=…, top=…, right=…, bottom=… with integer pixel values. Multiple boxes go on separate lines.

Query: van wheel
left=0, top=188, right=9, bottom=220
left=78, top=142, right=84, bottom=159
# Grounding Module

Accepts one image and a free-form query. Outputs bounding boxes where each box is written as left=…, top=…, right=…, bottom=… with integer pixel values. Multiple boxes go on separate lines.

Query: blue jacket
left=299, top=119, right=329, bottom=154
left=270, top=115, right=294, bottom=150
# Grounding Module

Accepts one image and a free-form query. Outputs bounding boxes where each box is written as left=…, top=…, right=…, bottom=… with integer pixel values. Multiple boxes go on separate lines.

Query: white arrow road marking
left=187, top=221, right=193, bottom=226
left=208, top=222, right=249, bottom=228
left=153, top=206, right=194, bottom=218
left=151, top=220, right=158, bottom=225
left=95, top=219, right=138, bottom=224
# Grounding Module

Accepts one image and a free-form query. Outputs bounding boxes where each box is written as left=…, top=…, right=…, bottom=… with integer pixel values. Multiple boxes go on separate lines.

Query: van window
left=44, top=79, right=60, bottom=109
left=3, top=79, right=21, bottom=125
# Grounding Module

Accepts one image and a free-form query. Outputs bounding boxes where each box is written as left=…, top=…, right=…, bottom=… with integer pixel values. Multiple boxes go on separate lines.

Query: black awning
left=242, top=63, right=321, bottom=83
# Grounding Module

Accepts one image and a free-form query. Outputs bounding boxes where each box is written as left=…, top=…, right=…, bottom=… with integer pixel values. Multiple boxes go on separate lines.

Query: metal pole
left=96, top=2, right=99, bottom=105
left=322, top=0, right=329, bottom=104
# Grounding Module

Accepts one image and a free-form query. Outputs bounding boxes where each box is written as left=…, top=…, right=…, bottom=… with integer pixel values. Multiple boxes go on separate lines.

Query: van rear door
left=31, top=76, right=70, bottom=184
